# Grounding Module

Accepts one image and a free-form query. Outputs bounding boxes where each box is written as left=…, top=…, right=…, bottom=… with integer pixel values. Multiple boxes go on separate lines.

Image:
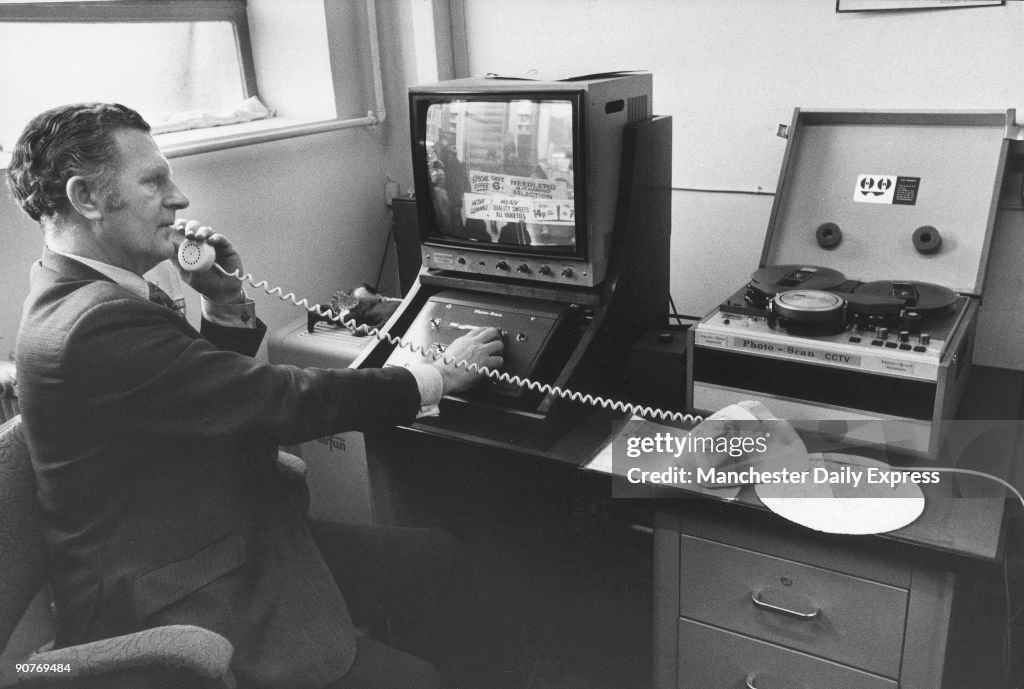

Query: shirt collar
left=49, top=248, right=151, bottom=301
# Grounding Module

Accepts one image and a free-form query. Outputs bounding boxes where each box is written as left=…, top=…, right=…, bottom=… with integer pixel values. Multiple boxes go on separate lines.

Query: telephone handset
left=175, top=239, right=697, bottom=424
left=177, top=238, right=217, bottom=272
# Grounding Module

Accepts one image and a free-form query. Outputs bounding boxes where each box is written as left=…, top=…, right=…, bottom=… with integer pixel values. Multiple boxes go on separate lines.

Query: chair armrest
left=16, top=625, right=234, bottom=686
left=275, top=450, right=307, bottom=482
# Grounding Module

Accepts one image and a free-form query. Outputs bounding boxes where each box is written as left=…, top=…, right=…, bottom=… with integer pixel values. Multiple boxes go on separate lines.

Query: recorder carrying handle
left=175, top=239, right=700, bottom=425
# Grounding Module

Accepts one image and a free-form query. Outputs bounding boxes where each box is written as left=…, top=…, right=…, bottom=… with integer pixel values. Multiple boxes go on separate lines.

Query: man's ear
left=65, top=176, right=104, bottom=221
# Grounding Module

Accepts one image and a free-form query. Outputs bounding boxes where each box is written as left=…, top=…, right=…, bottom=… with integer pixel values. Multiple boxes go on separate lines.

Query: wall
left=451, top=0, right=1024, bottom=369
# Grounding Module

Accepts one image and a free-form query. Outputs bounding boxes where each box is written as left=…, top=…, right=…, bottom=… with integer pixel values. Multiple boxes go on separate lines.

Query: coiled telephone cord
left=216, top=265, right=703, bottom=425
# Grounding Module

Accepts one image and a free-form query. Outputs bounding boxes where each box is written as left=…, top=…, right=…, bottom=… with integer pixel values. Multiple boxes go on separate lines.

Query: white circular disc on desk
left=755, top=453, right=925, bottom=535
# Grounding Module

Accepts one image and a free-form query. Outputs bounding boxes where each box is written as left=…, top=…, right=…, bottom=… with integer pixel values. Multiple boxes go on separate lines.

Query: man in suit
left=7, top=103, right=504, bottom=689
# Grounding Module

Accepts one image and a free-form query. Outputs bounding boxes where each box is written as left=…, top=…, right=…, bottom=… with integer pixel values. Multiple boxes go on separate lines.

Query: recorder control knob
left=899, top=330, right=910, bottom=343
left=901, top=310, right=923, bottom=333
left=495, top=260, right=510, bottom=272
left=876, top=327, right=889, bottom=340
left=920, top=333, right=931, bottom=346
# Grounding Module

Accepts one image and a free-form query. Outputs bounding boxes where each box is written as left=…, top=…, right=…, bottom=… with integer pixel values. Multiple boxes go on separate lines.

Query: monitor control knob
left=538, top=265, right=552, bottom=276
left=560, top=267, right=575, bottom=278
left=495, top=261, right=510, bottom=271
left=516, top=264, right=531, bottom=274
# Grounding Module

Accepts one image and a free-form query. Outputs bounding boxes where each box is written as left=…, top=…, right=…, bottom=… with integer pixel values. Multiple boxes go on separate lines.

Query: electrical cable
left=372, top=223, right=393, bottom=292
left=667, top=293, right=697, bottom=327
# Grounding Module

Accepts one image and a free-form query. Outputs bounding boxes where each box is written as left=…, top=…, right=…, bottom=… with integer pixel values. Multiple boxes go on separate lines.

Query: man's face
left=95, top=128, right=189, bottom=274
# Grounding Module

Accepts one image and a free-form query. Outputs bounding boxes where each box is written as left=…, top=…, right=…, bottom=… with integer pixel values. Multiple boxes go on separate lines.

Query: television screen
left=410, top=73, right=652, bottom=288
left=421, top=99, right=578, bottom=254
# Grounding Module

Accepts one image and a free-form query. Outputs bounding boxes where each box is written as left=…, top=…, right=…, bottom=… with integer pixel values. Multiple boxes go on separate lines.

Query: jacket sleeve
left=200, top=316, right=268, bottom=357
left=63, top=297, right=421, bottom=446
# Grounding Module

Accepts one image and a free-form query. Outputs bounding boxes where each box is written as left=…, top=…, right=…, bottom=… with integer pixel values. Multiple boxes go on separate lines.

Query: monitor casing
left=409, top=73, right=653, bottom=289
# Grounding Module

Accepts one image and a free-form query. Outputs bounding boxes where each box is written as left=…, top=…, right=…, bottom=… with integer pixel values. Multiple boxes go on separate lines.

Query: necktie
left=148, top=282, right=181, bottom=313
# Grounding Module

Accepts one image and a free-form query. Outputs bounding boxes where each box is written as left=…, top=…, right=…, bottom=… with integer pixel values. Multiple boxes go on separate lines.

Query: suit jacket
left=16, top=249, right=422, bottom=688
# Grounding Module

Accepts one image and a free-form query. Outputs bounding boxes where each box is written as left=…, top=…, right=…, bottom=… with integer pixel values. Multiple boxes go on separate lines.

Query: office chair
left=0, top=416, right=237, bottom=688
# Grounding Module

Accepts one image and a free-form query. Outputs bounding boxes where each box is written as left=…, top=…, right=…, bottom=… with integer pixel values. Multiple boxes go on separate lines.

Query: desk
left=364, top=407, right=653, bottom=689
left=363, top=367, right=1022, bottom=689
left=653, top=366, right=1023, bottom=689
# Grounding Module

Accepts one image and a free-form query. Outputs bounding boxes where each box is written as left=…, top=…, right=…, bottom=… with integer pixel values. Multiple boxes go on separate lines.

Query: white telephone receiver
left=177, top=238, right=217, bottom=272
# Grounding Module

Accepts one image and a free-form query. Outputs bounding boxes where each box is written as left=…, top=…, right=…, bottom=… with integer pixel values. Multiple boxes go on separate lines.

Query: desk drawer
left=678, top=534, right=907, bottom=678
left=677, top=618, right=897, bottom=689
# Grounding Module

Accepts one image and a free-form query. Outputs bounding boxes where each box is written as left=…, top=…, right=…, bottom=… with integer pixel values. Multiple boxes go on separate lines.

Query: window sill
left=158, top=113, right=381, bottom=159
left=0, top=112, right=381, bottom=170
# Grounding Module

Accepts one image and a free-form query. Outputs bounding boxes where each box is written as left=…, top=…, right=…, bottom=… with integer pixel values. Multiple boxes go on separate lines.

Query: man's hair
left=6, top=103, right=150, bottom=222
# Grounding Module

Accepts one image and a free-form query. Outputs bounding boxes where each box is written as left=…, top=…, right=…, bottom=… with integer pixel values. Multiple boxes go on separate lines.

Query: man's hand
left=432, top=327, right=504, bottom=395
left=0, top=361, right=16, bottom=398
left=172, top=220, right=246, bottom=304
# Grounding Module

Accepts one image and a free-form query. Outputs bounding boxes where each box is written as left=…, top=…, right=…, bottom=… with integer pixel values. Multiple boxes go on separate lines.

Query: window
left=0, top=0, right=261, bottom=151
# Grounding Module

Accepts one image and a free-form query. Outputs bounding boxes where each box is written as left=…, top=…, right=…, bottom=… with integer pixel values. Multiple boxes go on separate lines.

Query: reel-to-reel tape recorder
left=688, top=109, right=1016, bottom=458
left=692, top=264, right=977, bottom=458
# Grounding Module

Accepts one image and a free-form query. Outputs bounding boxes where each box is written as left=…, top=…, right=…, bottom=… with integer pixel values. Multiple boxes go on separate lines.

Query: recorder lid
left=762, top=109, right=1016, bottom=297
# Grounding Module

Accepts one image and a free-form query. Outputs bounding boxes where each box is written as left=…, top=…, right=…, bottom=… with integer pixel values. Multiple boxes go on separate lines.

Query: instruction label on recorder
left=853, top=174, right=921, bottom=205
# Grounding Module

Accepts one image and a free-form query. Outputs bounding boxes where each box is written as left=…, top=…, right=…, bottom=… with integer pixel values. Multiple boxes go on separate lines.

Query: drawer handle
left=745, top=671, right=807, bottom=689
left=750, top=588, right=820, bottom=620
